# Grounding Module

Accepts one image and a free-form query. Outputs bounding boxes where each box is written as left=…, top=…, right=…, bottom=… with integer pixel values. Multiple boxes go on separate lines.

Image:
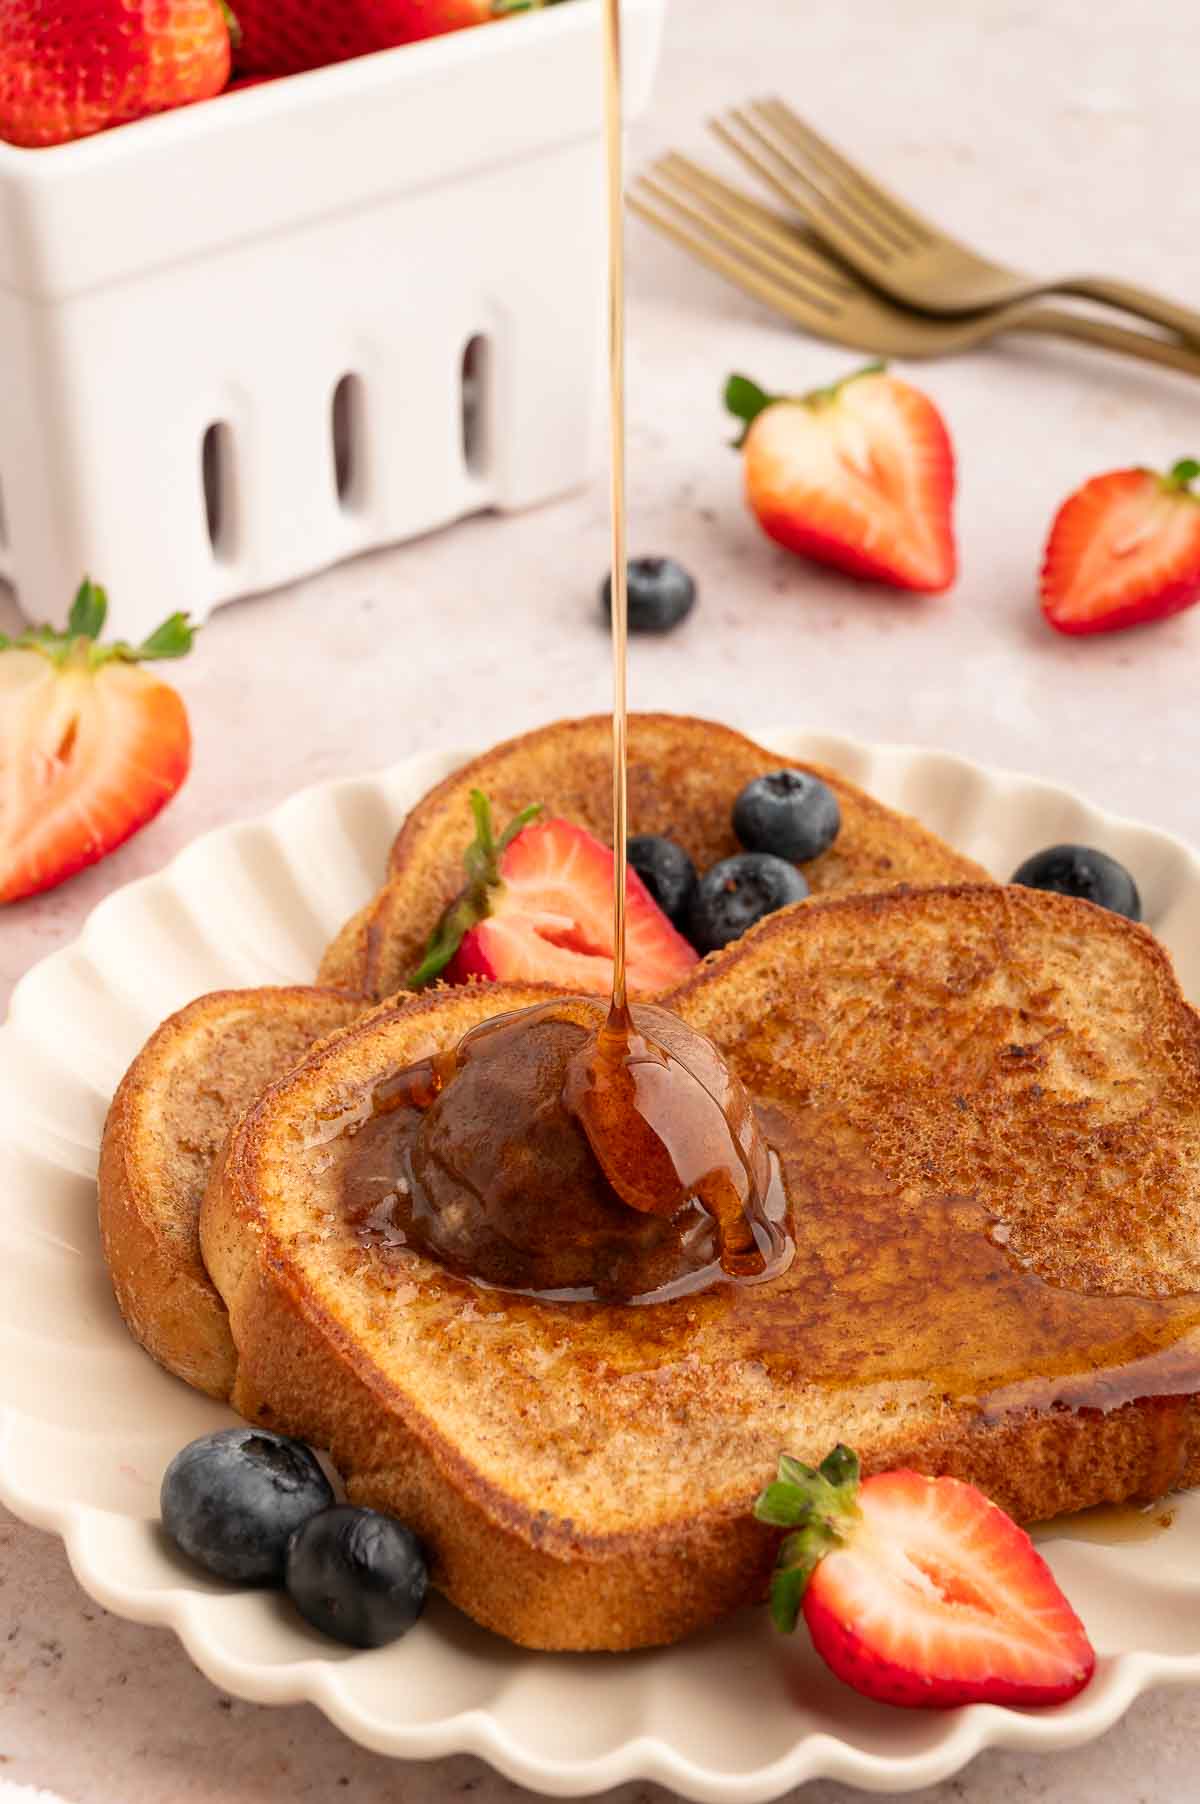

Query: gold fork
left=714, top=99, right=1200, bottom=346
left=629, top=156, right=1200, bottom=378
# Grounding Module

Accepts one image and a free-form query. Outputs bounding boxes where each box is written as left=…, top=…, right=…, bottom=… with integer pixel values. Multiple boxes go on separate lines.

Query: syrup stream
left=602, top=0, right=629, bottom=1019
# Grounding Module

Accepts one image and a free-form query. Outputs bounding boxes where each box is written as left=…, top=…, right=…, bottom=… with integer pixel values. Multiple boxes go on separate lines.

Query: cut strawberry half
left=1041, top=458, right=1200, bottom=636
left=755, top=1448, right=1095, bottom=1710
left=0, top=581, right=194, bottom=905
left=411, top=793, right=698, bottom=996
left=725, top=364, right=957, bottom=594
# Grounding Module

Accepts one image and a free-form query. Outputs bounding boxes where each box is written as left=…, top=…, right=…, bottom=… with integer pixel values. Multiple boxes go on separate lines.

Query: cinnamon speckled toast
left=99, top=987, right=364, bottom=1398
left=202, top=886, right=1200, bottom=1652
left=318, top=713, right=990, bottom=998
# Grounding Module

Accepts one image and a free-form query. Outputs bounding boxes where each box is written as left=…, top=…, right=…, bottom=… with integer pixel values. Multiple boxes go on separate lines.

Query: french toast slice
left=99, top=986, right=363, bottom=1398
left=204, top=886, right=1200, bottom=1651
left=317, top=713, right=990, bottom=997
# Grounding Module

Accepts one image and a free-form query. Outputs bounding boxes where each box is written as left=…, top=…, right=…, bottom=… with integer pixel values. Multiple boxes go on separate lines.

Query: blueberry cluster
left=161, top=1428, right=427, bottom=1649
left=631, top=767, right=843, bottom=954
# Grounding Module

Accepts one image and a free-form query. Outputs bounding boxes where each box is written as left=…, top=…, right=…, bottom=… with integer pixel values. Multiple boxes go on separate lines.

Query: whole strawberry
left=1041, top=458, right=1200, bottom=636
left=0, top=580, right=194, bottom=903
left=725, top=364, right=957, bottom=594
left=234, top=0, right=549, bottom=78
left=0, top=0, right=233, bottom=148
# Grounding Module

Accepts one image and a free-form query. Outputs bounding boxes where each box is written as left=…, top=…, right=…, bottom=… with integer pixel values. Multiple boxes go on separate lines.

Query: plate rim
left=4, top=722, right=1200, bottom=1800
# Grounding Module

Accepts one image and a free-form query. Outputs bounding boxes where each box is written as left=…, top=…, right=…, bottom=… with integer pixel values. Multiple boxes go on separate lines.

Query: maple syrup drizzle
left=322, top=0, right=781, bottom=1305
left=602, top=0, right=630, bottom=1019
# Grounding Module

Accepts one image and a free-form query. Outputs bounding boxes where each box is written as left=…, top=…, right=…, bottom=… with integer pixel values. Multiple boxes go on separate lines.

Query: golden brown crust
left=317, top=714, right=990, bottom=997
left=205, top=891, right=1200, bottom=1649
left=98, top=985, right=364, bottom=1399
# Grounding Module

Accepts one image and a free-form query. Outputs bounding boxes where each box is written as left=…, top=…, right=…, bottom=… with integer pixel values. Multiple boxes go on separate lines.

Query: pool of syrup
left=1034, top=1501, right=1178, bottom=1546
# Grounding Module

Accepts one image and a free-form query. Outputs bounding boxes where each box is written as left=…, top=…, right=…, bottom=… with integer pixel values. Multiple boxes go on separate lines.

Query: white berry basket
left=0, top=0, right=666, bottom=639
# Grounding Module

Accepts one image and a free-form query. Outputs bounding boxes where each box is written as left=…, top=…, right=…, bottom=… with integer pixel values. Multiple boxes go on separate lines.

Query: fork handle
left=1059, top=278, right=1200, bottom=348
left=1013, top=306, right=1200, bottom=378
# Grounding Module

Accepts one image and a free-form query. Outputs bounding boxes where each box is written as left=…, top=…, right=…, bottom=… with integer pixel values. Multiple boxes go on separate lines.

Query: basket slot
left=331, top=373, right=367, bottom=511
left=201, top=421, right=238, bottom=563
left=461, top=334, right=490, bottom=479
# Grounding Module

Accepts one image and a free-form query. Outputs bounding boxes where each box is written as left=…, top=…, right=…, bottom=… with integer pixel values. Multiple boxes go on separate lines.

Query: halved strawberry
left=725, top=364, right=957, bottom=593
left=1041, top=458, right=1200, bottom=636
left=0, top=581, right=194, bottom=904
left=755, top=1447, right=1094, bottom=1709
left=411, top=793, right=698, bottom=995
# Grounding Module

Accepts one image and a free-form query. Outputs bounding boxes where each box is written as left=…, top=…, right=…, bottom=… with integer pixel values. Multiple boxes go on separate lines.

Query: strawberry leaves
left=0, top=578, right=197, bottom=668
left=725, top=364, right=888, bottom=448
left=68, top=577, right=107, bottom=640
left=754, top=1445, right=861, bottom=1632
left=409, top=790, right=543, bottom=988
left=724, top=375, right=775, bottom=448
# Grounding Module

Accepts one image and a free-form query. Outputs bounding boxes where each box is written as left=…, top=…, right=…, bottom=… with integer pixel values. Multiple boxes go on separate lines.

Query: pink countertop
left=3, top=0, right=1199, bottom=1797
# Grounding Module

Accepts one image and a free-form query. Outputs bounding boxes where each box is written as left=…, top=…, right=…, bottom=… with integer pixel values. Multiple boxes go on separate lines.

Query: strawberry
left=0, top=0, right=233, bottom=149
left=725, top=364, right=957, bottom=594
left=411, top=792, right=698, bottom=995
left=1041, top=458, right=1200, bottom=636
left=233, top=0, right=552, bottom=78
left=754, top=1447, right=1095, bottom=1710
left=0, top=581, right=194, bottom=904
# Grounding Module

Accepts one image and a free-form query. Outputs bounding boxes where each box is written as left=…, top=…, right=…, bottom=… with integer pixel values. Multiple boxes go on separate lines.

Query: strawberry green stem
left=724, top=362, right=886, bottom=448
left=409, top=791, right=543, bottom=988
left=753, top=1445, right=861, bottom=1632
left=1165, top=458, right=1200, bottom=493
left=0, top=578, right=196, bottom=668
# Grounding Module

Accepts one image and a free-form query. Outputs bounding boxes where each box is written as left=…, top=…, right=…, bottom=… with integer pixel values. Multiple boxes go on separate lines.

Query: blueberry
left=733, top=770, right=841, bottom=864
left=687, top=852, right=809, bottom=954
left=628, top=835, right=698, bottom=927
left=285, top=1506, right=428, bottom=1649
left=161, top=1428, right=334, bottom=1584
left=1011, top=844, right=1141, bottom=922
left=601, top=557, right=696, bottom=634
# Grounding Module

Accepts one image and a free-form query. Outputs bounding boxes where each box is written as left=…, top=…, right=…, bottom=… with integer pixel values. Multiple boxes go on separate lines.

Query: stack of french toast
left=98, top=714, right=1200, bottom=1652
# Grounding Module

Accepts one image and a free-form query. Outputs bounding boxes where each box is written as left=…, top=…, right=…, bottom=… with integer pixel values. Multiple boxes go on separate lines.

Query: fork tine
left=652, top=155, right=856, bottom=297
left=736, top=103, right=912, bottom=261
left=713, top=110, right=900, bottom=267
left=635, top=172, right=842, bottom=317
left=757, top=99, right=937, bottom=250
left=627, top=186, right=833, bottom=332
left=749, top=99, right=919, bottom=256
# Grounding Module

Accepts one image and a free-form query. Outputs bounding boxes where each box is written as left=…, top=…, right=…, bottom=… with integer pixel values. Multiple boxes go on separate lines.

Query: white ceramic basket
left=0, top=0, right=666, bottom=638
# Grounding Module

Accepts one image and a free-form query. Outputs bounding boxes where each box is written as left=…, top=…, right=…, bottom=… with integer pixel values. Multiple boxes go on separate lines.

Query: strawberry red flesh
left=447, top=816, right=698, bottom=995
left=1041, top=459, right=1200, bottom=636
left=727, top=365, right=957, bottom=594
left=0, top=583, right=193, bottom=904
left=755, top=1448, right=1094, bottom=1711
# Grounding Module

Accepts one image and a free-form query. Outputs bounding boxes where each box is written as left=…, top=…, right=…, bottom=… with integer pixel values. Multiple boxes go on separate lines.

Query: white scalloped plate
left=4, top=728, right=1200, bottom=1801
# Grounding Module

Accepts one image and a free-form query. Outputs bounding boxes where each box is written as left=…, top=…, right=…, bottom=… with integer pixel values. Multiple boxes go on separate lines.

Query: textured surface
left=98, top=986, right=366, bottom=1398
left=1, top=0, right=1198, bottom=1794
